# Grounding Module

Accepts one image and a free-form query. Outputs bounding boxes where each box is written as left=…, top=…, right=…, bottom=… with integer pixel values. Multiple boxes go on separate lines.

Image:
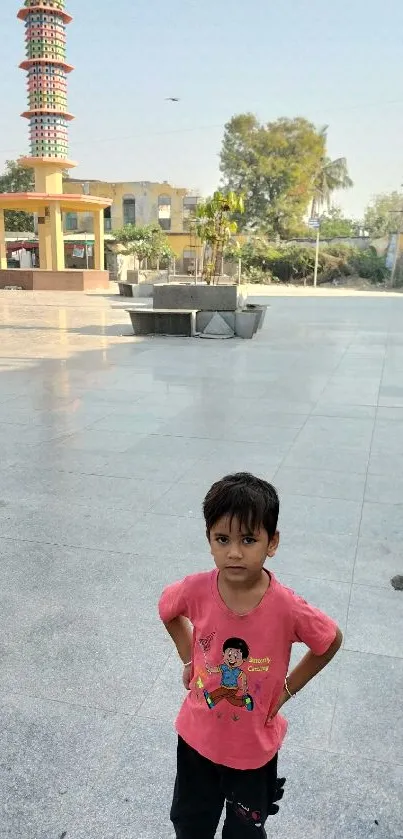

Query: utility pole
left=308, top=217, right=320, bottom=286
left=390, top=210, right=403, bottom=287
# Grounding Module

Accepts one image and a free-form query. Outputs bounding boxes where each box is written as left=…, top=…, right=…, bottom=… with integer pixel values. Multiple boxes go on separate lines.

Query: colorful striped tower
left=0, top=0, right=112, bottom=283
left=18, top=0, right=74, bottom=162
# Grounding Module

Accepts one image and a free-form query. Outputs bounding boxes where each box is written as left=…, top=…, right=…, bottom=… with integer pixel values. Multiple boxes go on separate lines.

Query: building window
left=104, top=206, right=112, bottom=232
left=123, top=196, right=136, bottom=225
left=183, top=195, right=198, bottom=231
left=65, top=212, right=78, bottom=231
left=158, top=194, right=171, bottom=231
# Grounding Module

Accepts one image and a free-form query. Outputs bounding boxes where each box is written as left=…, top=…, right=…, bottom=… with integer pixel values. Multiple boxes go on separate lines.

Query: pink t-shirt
left=159, top=569, right=337, bottom=770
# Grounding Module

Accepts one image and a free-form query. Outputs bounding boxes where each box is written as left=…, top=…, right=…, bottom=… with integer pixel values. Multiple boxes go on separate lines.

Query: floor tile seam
left=0, top=534, right=154, bottom=556
left=275, top=489, right=366, bottom=504
left=314, top=334, right=370, bottom=743
left=0, top=688, right=139, bottom=719
left=347, top=578, right=401, bottom=593
left=145, top=431, right=299, bottom=445
left=63, top=659, right=175, bottom=814
left=327, top=466, right=381, bottom=739
left=273, top=336, right=364, bottom=481
left=341, top=645, right=403, bottom=661
left=285, top=742, right=403, bottom=769
left=348, top=343, right=387, bottom=586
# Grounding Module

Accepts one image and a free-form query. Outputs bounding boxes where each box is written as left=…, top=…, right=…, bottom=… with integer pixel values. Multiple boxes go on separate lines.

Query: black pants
left=171, top=737, right=285, bottom=839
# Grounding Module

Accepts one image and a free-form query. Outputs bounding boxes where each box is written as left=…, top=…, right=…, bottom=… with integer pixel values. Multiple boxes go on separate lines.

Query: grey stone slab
left=0, top=466, right=172, bottom=511
left=368, top=450, right=403, bottom=476
left=378, top=394, right=403, bottom=408
left=377, top=406, right=403, bottom=421
left=178, top=455, right=281, bottom=486
left=379, top=384, right=403, bottom=398
left=64, top=717, right=177, bottom=839
left=277, top=572, right=351, bottom=631
left=0, top=595, right=170, bottom=713
left=280, top=494, right=362, bottom=537
left=277, top=531, right=357, bottom=582
left=365, top=473, right=403, bottom=505
left=0, top=538, right=184, bottom=619
left=0, top=498, right=135, bottom=551
left=282, top=650, right=341, bottom=750
left=359, top=501, right=403, bottom=542
left=275, top=466, right=366, bottom=502
left=103, top=451, right=201, bottom=482
left=153, top=420, right=300, bottom=448
left=129, top=432, right=215, bottom=460
left=312, top=402, right=376, bottom=419
left=353, top=538, right=403, bottom=588
left=276, top=747, right=403, bottom=839
left=296, top=416, right=374, bottom=449
left=123, top=512, right=207, bottom=560
left=137, top=653, right=187, bottom=723
left=330, top=650, right=403, bottom=763
left=282, top=442, right=370, bottom=474
left=90, top=412, right=166, bottom=434
left=0, top=694, right=130, bottom=839
left=345, top=583, right=403, bottom=657
left=244, top=398, right=314, bottom=415
left=239, top=409, right=308, bottom=429
left=41, top=429, right=147, bottom=454
left=318, top=378, right=381, bottom=406
left=150, top=481, right=209, bottom=517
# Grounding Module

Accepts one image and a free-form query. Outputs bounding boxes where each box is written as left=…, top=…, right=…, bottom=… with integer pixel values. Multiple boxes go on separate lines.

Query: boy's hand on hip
left=267, top=689, right=289, bottom=722
left=182, top=663, right=192, bottom=690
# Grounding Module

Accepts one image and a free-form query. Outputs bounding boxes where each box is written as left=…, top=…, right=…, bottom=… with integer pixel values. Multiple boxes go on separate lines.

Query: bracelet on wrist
left=183, top=660, right=192, bottom=667
left=284, top=677, right=295, bottom=699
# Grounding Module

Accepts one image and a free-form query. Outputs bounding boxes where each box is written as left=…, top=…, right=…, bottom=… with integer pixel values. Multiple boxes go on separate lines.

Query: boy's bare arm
left=269, top=627, right=343, bottom=720
left=164, top=616, right=193, bottom=664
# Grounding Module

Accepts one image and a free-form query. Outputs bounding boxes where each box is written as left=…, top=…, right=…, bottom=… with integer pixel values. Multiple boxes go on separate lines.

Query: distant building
left=62, top=178, right=199, bottom=235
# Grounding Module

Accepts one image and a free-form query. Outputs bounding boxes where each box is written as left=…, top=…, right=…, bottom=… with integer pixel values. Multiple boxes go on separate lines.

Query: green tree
left=0, top=159, right=35, bottom=232
left=195, top=190, right=244, bottom=284
left=310, top=128, right=353, bottom=217
left=219, top=114, right=326, bottom=238
left=363, top=192, right=403, bottom=237
left=112, top=224, right=174, bottom=267
left=313, top=207, right=360, bottom=238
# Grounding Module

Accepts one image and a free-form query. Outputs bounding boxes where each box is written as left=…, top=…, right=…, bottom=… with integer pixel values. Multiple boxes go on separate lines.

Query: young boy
left=159, top=472, right=342, bottom=839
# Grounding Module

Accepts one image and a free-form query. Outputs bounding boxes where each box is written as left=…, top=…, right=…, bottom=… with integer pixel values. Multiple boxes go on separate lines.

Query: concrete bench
left=118, top=282, right=154, bottom=298
left=125, top=307, right=198, bottom=337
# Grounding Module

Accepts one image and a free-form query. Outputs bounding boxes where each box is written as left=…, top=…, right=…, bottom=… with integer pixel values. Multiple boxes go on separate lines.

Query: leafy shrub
left=348, top=248, right=389, bottom=283
left=322, top=243, right=360, bottom=260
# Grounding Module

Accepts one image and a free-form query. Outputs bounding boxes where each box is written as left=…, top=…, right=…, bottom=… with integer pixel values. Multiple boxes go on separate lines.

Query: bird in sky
left=166, top=97, right=180, bottom=102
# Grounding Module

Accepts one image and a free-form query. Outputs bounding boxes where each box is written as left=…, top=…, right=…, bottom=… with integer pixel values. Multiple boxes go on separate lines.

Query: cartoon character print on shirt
left=203, top=637, right=254, bottom=713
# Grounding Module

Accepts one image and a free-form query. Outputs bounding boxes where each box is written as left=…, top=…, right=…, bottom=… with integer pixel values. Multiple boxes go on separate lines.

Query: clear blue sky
left=1, top=0, right=402, bottom=218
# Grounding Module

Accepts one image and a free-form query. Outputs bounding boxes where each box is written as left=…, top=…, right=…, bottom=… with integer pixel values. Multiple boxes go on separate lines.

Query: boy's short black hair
left=203, top=472, right=279, bottom=539
left=223, top=637, right=250, bottom=660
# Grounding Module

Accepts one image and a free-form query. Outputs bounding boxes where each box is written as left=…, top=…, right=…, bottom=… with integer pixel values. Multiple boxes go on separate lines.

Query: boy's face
left=208, top=514, right=279, bottom=585
left=223, top=647, right=243, bottom=667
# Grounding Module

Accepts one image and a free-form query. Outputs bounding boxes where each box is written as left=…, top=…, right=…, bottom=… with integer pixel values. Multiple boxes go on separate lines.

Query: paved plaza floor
left=1, top=288, right=402, bottom=839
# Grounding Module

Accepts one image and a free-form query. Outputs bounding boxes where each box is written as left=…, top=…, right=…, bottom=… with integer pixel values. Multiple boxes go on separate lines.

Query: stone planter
left=118, top=282, right=133, bottom=297
left=245, top=303, right=267, bottom=331
left=235, top=310, right=260, bottom=339
left=153, top=283, right=239, bottom=312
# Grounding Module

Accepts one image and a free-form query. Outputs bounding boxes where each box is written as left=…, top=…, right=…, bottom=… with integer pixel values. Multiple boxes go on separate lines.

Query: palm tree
left=311, top=127, right=353, bottom=217
left=195, top=191, right=244, bottom=284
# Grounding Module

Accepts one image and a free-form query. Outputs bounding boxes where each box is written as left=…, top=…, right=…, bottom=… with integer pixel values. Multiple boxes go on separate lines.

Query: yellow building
left=61, top=179, right=201, bottom=271
left=62, top=179, right=199, bottom=235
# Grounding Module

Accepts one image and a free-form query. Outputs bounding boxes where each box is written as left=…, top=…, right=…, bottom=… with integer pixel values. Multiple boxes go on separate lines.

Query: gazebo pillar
left=93, top=209, right=104, bottom=271
left=0, top=209, right=7, bottom=269
left=49, top=202, right=65, bottom=270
